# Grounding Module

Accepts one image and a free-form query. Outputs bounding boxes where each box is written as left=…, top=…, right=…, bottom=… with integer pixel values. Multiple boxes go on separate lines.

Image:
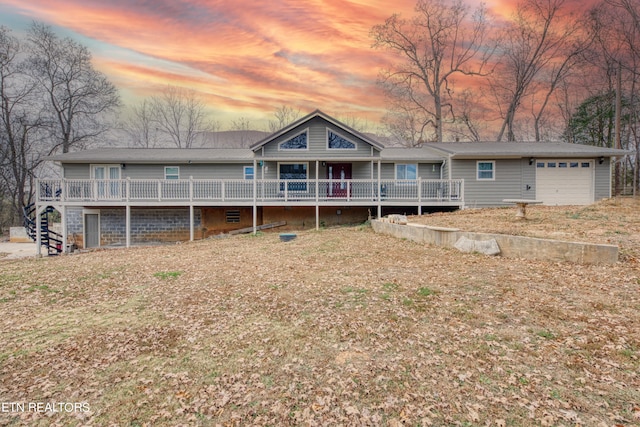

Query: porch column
left=418, top=177, right=422, bottom=216
left=377, top=160, right=382, bottom=219
left=315, top=160, right=320, bottom=230
left=36, top=205, right=42, bottom=257
left=189, top=176, right=194, bottom=242
left=189, top=205, right=194, bottom=242
left=125, top=205, right=131, bottom=248
left=253, top=159, right=257, bottom=234
left=61, top=205, right=67, bottom=254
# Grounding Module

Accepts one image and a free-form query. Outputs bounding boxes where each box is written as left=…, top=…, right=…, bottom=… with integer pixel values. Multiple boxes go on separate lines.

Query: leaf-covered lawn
left=1, top=199, right=639, bottom=426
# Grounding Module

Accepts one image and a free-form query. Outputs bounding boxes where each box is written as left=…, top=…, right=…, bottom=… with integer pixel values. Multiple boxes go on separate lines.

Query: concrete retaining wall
left=372, top=220, right=619, bottom=265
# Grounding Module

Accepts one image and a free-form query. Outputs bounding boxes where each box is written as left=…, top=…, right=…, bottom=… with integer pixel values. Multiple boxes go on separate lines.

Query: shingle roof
left=426, top=142, right=630, bottom=158
left=46, top=142, right=630, bottom=164
left=47, top=148, right=253, bottom=163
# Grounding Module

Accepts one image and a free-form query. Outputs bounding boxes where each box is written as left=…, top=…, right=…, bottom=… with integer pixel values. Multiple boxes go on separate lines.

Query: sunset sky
left=0, top=0, right=570, bottom=129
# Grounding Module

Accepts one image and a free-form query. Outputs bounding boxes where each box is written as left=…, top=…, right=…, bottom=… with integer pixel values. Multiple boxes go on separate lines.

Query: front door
left=327, top=163, right=352, bottom=197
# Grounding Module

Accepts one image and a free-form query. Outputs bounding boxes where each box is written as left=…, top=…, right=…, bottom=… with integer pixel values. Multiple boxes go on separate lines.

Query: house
left=31, top=110, right=628, bottom=255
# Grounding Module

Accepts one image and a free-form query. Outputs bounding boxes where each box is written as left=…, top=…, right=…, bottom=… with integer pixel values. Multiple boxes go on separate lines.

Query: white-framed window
left=327, top=129, right=357, bottom=150
left=91, top=164, right=121, bottom=198
left=395, top=163, right=417, bottom=180
left=244, top=166, right=254, bottom=180
left=279, top=162, right=308, bottom=192
left=91, top=164, right=121, bottom=180
left=164, top=166, right=180, bottom=180
left=279, top=129, right=308, bottom=150
left=477, top=161, right=495, bottom=180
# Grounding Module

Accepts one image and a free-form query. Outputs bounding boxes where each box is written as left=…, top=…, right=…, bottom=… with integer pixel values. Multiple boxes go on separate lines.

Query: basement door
left=327, top=163, right=352, bottom=197
left=84, top=212, right=100, bottom=248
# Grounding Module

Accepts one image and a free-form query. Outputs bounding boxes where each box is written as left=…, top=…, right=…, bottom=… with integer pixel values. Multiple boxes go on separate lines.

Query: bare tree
left=371, top=0, right=493, bottom=142
left=230, top=116, right=254, bottom=146
left=450, top=88, right=486, bottom=141
left=587, top=0, right=640, bottom=193
left=268, top=105, right=301, bottom=132
left=1, top=27, right=35, bottom=223
left=491, top=0, right=586, bottom=141
left=149, top=85, right=215, bottom=148
left=26, top=22, right=120, bottom=153
left=122, top=99, right=159, bottom=148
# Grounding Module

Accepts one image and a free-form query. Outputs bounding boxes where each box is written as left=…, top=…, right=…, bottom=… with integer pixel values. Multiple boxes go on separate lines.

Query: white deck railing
left=36, top=178, right=464, bottom=204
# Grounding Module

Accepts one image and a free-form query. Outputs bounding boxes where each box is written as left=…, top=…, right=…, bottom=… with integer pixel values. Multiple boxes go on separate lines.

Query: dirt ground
left=0, top=197, right=638, bottom=426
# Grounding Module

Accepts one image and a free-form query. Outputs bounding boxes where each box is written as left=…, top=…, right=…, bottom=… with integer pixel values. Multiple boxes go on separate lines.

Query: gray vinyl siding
left=418, top=163, right=442, bottom=179
left=594, top=158, right=611, bottom=200
left=63, top=164, right=90, bottom=179
left=521, top=158, right=537, bottom=199
left=62, top=163, right=255, bottom=180
left=122, top=164, right=248, bottom=180
left=452, top=159, right=527, bottom=208
left=442, top=159, right=451, bottom=180
left=260, top=117, right=377, bottom=159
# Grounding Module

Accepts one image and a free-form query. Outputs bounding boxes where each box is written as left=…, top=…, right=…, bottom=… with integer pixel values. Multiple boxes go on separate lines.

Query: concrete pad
left=0, top=241, right=39, bottom=259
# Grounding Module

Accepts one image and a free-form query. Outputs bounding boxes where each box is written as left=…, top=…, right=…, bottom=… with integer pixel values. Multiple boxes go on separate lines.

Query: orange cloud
left=0, top=0, right=603, bottom=132
left=0, top=0, right=404, bottom=124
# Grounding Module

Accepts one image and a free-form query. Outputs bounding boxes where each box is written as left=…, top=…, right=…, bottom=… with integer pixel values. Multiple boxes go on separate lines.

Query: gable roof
left=250, top=109, right=385, bottom=151
left=426, top=142, right=631, bottom=158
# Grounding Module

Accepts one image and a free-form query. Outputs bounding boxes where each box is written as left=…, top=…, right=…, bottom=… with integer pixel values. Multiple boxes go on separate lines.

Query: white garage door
left=536, top=159, right=594, bottom=205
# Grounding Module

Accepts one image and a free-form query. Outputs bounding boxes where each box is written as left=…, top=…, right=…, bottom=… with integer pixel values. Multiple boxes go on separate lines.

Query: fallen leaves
left=0, top=198, right=639, bottom=425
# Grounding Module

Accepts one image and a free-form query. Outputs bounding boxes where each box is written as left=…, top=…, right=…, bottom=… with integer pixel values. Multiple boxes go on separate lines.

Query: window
left=327, top=130, right=356, bottom=149
left=279, top=163, right=308, bottom=191
left=279, top=130, right=308, bottom=150
left=570, top=162, right=579, bottom=168
left=581, top=162, right=591, bottom=168
left=244, top=166, right=254, bottom=180
left=477, top=161, right=495, bottom=180
left=92, top=164, right=121, bottom=180
left=536, top=162, right=545, bottom=168
left=396, top=164, right=417, bottom=180
left=91, top=164, right=121, bottom=198
left=164, top=166, right=179, bottom=180
left=559, top=162, right=568, bottom=168
left=547, top=162, right=556, bottom=168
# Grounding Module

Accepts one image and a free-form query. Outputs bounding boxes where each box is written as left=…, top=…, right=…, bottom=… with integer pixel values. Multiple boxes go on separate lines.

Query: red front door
left=327, top=163, right=352, bottom=197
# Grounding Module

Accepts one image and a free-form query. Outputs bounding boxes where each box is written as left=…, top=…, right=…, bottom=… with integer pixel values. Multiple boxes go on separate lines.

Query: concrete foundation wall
left=65, top=207, right=202, bottom=247
left=201, top=207, right=257, bottom=237
left=372, top=220, right=619, bottom=265
left=263, top=206, right=371, bottom=230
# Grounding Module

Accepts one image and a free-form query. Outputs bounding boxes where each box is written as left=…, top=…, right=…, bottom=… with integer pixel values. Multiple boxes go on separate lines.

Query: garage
left=536, top=159, right=595, bottom=205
